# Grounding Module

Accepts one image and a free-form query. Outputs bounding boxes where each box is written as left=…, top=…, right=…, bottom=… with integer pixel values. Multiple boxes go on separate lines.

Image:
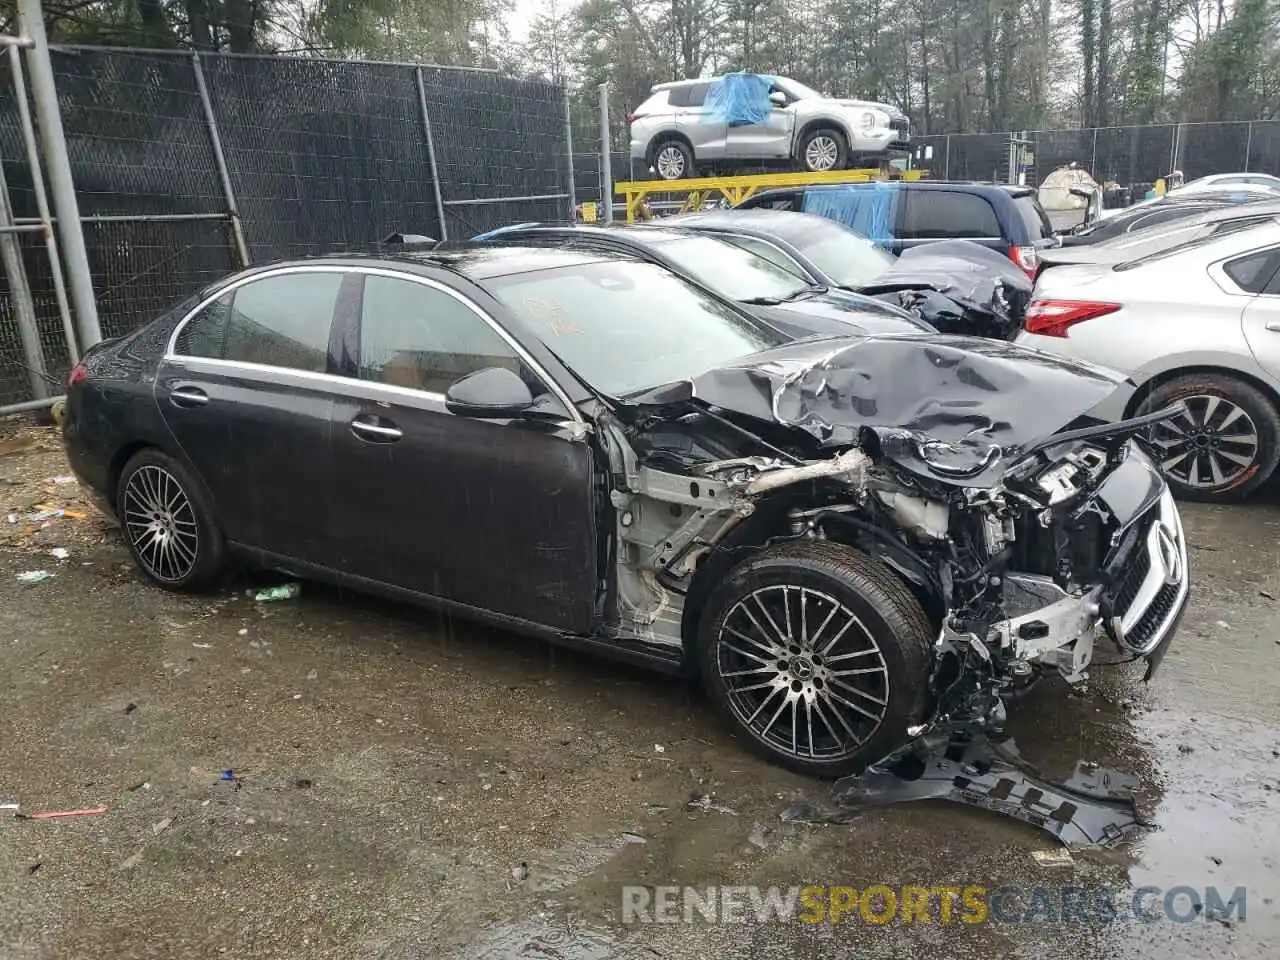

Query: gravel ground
left=1, top=419, right=1277, bottom=959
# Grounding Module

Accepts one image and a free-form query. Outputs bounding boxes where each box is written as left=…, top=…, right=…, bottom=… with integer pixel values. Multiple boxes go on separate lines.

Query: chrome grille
left=1113, top=489, right=1189, bottom=655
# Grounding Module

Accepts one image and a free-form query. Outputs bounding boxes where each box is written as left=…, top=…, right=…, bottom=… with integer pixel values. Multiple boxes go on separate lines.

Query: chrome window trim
left=163, top=263, right=584, bottom=424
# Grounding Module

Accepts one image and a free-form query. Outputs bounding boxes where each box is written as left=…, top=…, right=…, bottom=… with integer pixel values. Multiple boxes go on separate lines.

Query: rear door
left=800, top=185, right=899, bottom=248
left=1234, top=246, right=1280, bottom=380
left=156, top=268, right=351, bottom=565
left=326, top=270, right=598, bottom=632
left=895, top=189, right=1004, bottom=255
left=674, top=82, right=726, bottom=160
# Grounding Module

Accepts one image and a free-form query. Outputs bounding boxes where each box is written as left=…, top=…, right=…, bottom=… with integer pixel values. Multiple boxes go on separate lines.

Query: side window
left=1224, top=249, right=1280, bottom=294
left=670, top=83, right=710, bottom=108
left=358, top=275, right=534, bottom=395
left=175, top=272, right=342, bottom=372
left=899, top=191, right=1001, bottom=239
left=722, top=236, right=808, bottom=277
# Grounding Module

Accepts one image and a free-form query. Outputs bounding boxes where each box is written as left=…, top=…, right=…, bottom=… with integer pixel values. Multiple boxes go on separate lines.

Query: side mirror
left=444, top=367, right=533, bottom=419
left=768, top=91, right=788, bottom=107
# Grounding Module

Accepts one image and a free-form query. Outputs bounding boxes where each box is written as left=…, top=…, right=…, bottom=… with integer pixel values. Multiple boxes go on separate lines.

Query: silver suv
left=628, top=75, right=910, bottom=181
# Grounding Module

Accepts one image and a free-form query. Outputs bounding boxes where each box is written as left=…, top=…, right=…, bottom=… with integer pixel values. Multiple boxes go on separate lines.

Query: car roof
left=666, top=207, right=851, bottom=240
left=397, top=244, right=628, bottom=280
left=750, top=180, right=1035, bottom=200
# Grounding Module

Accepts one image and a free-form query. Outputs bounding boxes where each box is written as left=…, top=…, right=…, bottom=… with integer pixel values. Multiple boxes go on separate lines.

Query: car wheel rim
left=805, top=136, right=839, bottom=171
left=123, top=465, right=200, bottom=582
left=716, top=585, right=888, bottom=762
left=656, top=146, right=685, bottom=180
left=1148, top=394, right=1260, bottom=489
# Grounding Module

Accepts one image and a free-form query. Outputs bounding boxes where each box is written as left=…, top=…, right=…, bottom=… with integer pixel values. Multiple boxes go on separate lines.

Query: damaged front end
left=594, top=334, right=1188, bottom=840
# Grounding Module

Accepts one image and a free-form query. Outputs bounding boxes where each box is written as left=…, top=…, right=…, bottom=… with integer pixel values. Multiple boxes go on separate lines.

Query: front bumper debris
left=832, top=734, right=1146, bottom=849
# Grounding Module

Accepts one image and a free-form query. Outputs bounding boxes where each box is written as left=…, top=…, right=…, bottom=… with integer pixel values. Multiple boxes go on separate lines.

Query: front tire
left=1138, top=373, right=1280, bottom=502
left=697, top=542, right=933, bottom=779
left=116, top=448, right=225, bottom=590
left=651, top=139, right=694, bottom=181
left=798, top=128, right=848, bottom=173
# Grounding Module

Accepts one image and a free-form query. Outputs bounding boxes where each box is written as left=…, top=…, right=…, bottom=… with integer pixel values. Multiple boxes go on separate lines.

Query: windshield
left=651, top=235, right=810, bottom=300
left=784, top=219, right=895, bottom=286
left=483, top=260, right=787, bottom=396
left=775, top=77, right=825, bottom=101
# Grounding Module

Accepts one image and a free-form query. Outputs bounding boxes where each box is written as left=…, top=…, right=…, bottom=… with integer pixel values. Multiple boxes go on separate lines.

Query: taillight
left=67, top=359, right=88, bottom=388
left=1024, top=299, right=1122, bottom=338
left=1010, top=245, right=1039, bottom=278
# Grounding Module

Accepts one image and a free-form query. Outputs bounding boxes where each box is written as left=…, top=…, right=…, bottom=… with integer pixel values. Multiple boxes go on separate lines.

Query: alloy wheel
left=655, top=146, right=686, bottom=179
left=123, top=464, right=200, bottom=582
left=804, top=136, right=840, bottom=171
left=716, top=584, right=889, bottom=762
left=1148, top=394, right=1260, bottom=489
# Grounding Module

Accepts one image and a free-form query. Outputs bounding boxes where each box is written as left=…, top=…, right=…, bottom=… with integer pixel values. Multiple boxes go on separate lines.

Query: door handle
left=1266, top=322, right=1280, bottom=332
left=350, top=416, right=402, bottom=442
left=170, top=386, right=209, bottom=408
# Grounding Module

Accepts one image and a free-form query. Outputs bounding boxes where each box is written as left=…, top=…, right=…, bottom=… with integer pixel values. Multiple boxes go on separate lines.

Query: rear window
left=1014, top=195, right=1054, bottom=240
left=900, top=191, right=1000, bottom=239
left=800, top=185, right=898, bottom=245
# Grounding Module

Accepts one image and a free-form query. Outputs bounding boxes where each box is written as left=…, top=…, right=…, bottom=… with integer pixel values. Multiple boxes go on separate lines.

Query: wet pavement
left=1, top=424, right=1278, bottom=959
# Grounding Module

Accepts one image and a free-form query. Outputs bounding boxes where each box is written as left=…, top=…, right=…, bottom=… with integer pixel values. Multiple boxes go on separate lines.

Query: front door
left=327, top=271, right=598, bottom=633
left=726, top=86, right=794, bottom=159
left=155, top=268, right=350, bottom=565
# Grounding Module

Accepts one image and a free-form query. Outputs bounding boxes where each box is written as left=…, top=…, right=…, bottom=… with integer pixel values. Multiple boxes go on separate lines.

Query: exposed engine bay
left=587, top=334, right=1189, bottom=834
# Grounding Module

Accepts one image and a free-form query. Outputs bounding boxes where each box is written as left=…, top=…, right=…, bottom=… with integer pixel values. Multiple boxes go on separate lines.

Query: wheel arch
left=794, top=118, right=853, bottom=156
left=1123, top=363, right=1280, bottom=420
left=678, top=493, right=945, bottom=676
left=646, top=130, right=695, bottom=167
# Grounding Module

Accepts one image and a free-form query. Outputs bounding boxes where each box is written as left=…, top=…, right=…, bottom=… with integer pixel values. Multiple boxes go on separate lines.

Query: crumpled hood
left=858, top=240, right=1032, bottom=340
left=634, top=334, right=1131, bottom=488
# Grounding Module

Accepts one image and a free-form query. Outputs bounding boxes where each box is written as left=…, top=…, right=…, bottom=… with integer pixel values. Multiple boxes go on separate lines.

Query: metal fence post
left=1090, top=127, right=1098, bottom=175
left=1245, top=121, right=1254, bottom=171
left=599, top=83, right=613, bottom=224
left=0, top=159, right=48, bottom=399
left=8, top=43, right=77, bottom=366
left=16, top=0, right=101, bottom=350
left=563, top=90, right=577, bottom=221
left=944, top=135, right=951, bottom=179
left=191, top=51, right=251, bottom=267
left=415, top=67, right=449, bottom=241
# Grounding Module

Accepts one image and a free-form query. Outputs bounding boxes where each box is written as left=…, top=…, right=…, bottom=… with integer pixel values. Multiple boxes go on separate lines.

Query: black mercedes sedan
left=63, top=245, right=1190, bottom=779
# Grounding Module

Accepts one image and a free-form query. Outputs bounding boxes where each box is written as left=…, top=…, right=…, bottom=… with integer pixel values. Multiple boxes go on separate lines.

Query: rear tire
left=116, top=448, right=226, bottom=590
left=1137, top=373, right=1280, bottom=502
left=798, top=128, right=848, bottom=173
left=697, top=541, right=933, bottom=779
left=651, top=139, right=694, bottom=181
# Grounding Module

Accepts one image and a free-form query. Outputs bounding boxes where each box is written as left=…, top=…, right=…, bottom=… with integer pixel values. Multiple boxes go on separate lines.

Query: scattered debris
left=49, top=547, right=69, bottom=561
left=1216, top=620, right=1231, bottom=630
left=27, top=862, right=41, bottom=875
left=1031, top=848, right=1075, bottom=867
left=620, top=832, right=647, bottom=845
left=653, top=744, right=666, bottom=754
left=16, top=570, right=54, bottom=584
left=220, top=770, right=236, bottom=781
left=25, top=504, right=87, bottom=522
left=511, top=862, right=530, bottom=883
left=17, top=806, right=107, bottom=820
left=126, top=781, right=149, bottom=792
left=1210, top=855, right=1224, bottom=866
left=747, top=822, right=771, bottom=849
left=51, top=475, right=76, bottom=484
left=1178, top=744, right=1195, bottom=754
left=151, top=817, right=173, bottom=836
left=294, top=778, right=313, bottom=789
left=778, top=801, right=859, bottom=826
left=238, top=628, right=248, bottom=636
left=5, top=514, right=16, bottom=523
left=306, top=669, right=318, bottom=681
left=192, top=643, right=212, bottom=650
left=1261, top=589, right=1275, bottom=601
left=687, top=794, right=737, bottom=816
left=118, top=851, right=143, bottom=871
left=124, top=702, right=137, bottom=714
left=255, top=583, right=301, bottom=602
left=1, top=802, right=19, bottom=812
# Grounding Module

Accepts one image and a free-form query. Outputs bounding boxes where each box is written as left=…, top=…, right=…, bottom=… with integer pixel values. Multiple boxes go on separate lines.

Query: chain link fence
left=0, top=45, right=573, bottom=411
left=914, top=120, right=1280, bottom=188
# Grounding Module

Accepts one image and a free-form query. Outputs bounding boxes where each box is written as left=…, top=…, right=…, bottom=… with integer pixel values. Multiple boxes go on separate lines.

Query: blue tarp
left=801, top=184, right=899, bottom=247
left=703, top=72, right=775, bottom=126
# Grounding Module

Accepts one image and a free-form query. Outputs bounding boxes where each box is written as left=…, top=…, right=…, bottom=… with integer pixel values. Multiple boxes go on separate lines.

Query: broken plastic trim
left=832, top=734, right=1146, bottom=849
